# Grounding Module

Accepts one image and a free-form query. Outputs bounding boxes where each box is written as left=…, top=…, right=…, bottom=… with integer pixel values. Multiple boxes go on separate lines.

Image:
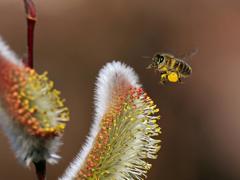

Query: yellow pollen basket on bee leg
left=167, top=72, right=179, bottom=83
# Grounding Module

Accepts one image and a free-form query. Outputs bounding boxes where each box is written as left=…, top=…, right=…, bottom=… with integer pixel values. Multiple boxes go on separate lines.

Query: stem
left=23, top=2, right=41, bottom=179
left=34, top=160, right=46, bottom=180
left=23, top=0, right=37, bottom=68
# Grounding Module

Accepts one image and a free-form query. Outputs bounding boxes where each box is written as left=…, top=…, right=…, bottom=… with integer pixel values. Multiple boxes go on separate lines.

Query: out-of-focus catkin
left=0, top=37, right=69, bottom=166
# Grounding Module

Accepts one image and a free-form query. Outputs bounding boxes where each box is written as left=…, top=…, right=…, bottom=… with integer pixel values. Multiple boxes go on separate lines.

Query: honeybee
left=146, top=51, right=195, bottom=84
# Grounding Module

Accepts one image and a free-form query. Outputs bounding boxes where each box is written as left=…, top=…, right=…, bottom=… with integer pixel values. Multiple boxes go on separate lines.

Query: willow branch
left=34, top=160, right=46, bottom=180
left=23, top=0, right=36, bottom=68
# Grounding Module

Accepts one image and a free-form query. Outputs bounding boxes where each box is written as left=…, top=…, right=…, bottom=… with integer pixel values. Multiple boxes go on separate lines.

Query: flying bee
left=146, top=51, right=196, bottom=84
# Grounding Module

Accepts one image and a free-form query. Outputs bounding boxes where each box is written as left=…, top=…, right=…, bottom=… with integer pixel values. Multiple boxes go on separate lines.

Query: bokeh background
left=0, top=0, right=240, bottom=179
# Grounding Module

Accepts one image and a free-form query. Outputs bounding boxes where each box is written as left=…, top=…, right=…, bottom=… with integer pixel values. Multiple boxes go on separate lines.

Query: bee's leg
left=157, top=69, right=163, bottom=74
left=178, top=74, right=184, bottom=84
left=159, top=80, right=166, bottom=85
left=178, top=77, right=182, bottom=83
left=146, top=64, right=154, bottom=70
left=154, top=69, right=159, bottom=74
left=160, top=73, right=167, bottom=85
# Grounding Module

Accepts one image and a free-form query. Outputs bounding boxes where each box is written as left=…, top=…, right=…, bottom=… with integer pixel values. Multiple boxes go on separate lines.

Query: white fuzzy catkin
left=61, top=61, right=161, bottom=180
left=0, top=37, right=23, bottom=67
left=0, top=37, right=68, bottom=166
left=61, top=61, right=140, bottom=179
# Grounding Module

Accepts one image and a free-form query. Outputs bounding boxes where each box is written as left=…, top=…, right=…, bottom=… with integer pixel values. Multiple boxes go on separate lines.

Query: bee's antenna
left=141, top=56, right=152, bottom=59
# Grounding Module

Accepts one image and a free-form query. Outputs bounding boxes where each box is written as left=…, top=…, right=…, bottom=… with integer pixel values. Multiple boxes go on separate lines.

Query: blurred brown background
left=0, top=0, right=240, bottom=179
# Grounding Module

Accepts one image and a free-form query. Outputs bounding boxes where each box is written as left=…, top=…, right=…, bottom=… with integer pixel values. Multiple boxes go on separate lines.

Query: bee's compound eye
left=159, top=55, right=165, bottom=63
left=153, top=54, right=165, bottom=64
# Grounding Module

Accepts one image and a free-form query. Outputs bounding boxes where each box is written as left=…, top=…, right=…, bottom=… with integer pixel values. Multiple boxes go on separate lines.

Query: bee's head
left=146, top=53, right=166, bottom=69
left=153, top=53, right=165, bottom=63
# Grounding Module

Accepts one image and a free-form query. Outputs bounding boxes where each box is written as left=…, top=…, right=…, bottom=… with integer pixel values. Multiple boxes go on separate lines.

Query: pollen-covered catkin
left=0, top=37, right=69, bottom=166
left=61, top=61, right=161, bottom=180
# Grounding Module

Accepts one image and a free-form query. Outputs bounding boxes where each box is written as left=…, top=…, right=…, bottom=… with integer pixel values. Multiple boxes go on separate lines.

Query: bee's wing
left=179, top=48, right=199, bottom=61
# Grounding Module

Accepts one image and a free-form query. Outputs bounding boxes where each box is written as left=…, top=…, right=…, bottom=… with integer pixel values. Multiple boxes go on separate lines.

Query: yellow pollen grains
left=2, top=65, right=70, bottom=137
left=77, top=87, right=161, bottom=179
left=167, top=72, right=179, bottom=83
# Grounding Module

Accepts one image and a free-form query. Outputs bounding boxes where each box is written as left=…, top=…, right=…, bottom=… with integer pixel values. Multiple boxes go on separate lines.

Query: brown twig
left=33, top=160, right=46, bottom=180
left=23, top=0, right=37, bottom=68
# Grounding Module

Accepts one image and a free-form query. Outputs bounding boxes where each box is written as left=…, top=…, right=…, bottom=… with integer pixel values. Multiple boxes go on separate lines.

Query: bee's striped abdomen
left=178, top=61, right=184, bottom=72
left=173, top=61, right=180, bottom=69
left=178, top=60, right=192, bottom=76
